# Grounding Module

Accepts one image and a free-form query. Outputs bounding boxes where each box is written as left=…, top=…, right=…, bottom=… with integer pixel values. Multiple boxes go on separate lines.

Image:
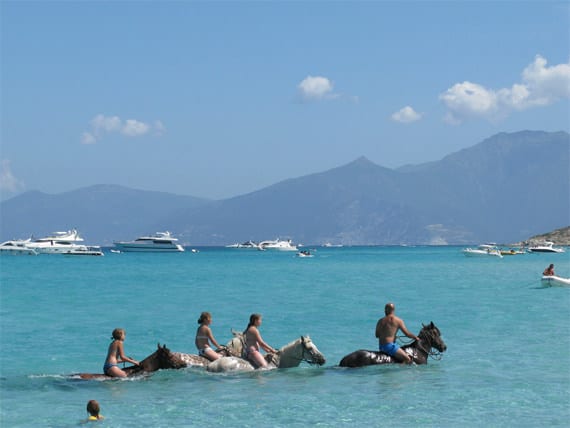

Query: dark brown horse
left=339, top=322, right=447, bottom=367
left=71, top=344, right=187, bottom=380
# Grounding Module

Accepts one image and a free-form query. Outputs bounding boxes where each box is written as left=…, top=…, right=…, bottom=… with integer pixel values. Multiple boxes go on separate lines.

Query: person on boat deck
left=543, top=264, right=555, bottom=276
left=86, top=399, right=104, bottom=421
left=195, top=312, right=223, bottom=361
left=243, top=313, right=278, bottom=368
left=375, top=303, right=419, bottom=364
left=103, top=328, right=139, bottom=377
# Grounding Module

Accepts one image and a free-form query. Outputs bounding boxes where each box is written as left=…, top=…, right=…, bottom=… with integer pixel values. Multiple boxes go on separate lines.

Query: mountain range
left=1, top=130, right=568, bottom=246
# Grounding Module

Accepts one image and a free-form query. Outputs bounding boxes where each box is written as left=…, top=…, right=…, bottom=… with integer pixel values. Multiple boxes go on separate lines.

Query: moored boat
left=65, top=246, right=104, bottom=256
left=24, top=229, right=89, bottom=254
left=528, top=241, right=565, bottom=253
left=462, top=244, right=503, bottom=258
left=258, top=238, right=297, bottom=251
left=113, top=231, right=184, bottom=252
left=0, top=240, right=38, bottom=255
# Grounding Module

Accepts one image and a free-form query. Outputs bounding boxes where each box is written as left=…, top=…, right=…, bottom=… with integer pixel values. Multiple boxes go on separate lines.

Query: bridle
left=398, top=328, right=444, bottom=361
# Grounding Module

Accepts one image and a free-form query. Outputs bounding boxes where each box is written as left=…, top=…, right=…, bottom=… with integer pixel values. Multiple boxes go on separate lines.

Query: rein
left=397, top=330, right=443, bottom=361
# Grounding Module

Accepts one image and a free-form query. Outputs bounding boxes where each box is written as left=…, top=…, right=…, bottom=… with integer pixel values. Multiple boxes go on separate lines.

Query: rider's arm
left=399, top=320, right=419, bottom=341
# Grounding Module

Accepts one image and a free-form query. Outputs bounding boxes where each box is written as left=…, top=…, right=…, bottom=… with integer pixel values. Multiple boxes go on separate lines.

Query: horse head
left=138, top=344, right=187, bottom=372
left=298, top=336, right=326, bottom=366
left=419, top=322, right=447, bottom=353
left=225, top=330, right=245, bottom=357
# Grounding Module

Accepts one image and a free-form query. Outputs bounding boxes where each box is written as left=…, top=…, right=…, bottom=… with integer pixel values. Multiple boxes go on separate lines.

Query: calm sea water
left=1, top=246, right=569, bottom=427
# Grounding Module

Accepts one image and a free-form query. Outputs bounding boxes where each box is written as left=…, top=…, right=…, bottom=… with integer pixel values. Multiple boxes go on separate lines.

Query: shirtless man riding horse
left=375, top=302, right=419, bottom=364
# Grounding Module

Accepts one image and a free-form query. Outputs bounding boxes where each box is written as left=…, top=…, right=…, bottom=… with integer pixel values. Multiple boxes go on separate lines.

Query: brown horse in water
left=339, top=322, right=447, bottom=367
left=71, top=344, right=187, bottom=380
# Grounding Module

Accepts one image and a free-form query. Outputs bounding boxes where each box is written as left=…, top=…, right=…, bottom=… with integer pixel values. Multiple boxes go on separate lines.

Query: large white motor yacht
left=258, top=238, right=298, bottom=251
left=113, top=231, right=185, bottom=252
left=24, top=229, right=89, bottom=254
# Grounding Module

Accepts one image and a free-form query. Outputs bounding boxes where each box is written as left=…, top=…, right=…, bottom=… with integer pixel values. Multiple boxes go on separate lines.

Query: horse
left=71, top=344, right=187, bottom=380
left=170, top=346, right=235, bottom=368
left=338, top=322, right=447, bottom=368
left=206, top=336, right=326, bottom=373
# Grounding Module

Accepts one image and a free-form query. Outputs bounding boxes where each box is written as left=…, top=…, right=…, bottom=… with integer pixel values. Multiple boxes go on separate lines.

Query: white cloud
left=121, top=119, right=150, bottom=137
left=81, top=114, right=165, bottom=144
left=391, top=106, right=423, bottom=123
left=0, top=159, right=25, bottom=193
left=298, top=75, right=335, bottom=100
left=440, top=55, right=570, bottom=123
left=81, top=132, right=97, bottom=145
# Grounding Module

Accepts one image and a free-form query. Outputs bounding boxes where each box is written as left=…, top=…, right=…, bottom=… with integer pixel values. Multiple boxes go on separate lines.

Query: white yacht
left=528, top=241, right=565, bottom=253
left=113, top=231, right=185, bottom=252
left=462, top=244, right=503, bottom=258
left=24, top=229, right=89, bottom=254
left=0, top=240, right=38, bottom=255
left=258, top=238, right=298, bottom=251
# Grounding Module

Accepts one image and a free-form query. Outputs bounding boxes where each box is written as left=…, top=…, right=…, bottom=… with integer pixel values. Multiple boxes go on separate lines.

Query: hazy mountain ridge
left=1, top=131, right=568, bottom=245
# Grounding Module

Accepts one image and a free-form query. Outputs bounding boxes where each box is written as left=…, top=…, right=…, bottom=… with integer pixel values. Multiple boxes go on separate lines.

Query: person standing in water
left=243, top=313, right=277, bottom=368
left=103, top=328, right=139, bottom=377
left=375, top=303, right=419, bottom=364
left=86, top=400, right=104, bottom=421
left=195, top=312, right=223, bottom=361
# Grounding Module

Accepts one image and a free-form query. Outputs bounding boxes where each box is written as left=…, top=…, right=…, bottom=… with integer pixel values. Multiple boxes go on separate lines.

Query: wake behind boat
left=113, top=231, right=184, bottom=252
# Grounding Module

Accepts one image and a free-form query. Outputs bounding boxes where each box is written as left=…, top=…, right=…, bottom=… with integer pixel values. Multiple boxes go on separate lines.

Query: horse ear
left=422, top=323, right=426, bottom=328
left=157, top=343, right=161, bottom=350
left=429, top=321, right=434, bottom=328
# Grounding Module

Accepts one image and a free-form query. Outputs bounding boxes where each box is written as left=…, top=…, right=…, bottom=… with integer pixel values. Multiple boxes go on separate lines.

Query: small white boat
left=113, top=231, right=184, bottom=252
left=258, top=239, right=298, bottom=251
left=462, top=244, right=503, bottom=258
left=0, top=240, right=38, bottom=255
left=541, top=275, right=570, bottom=287
left=65, top=246, right=104, bottom=256
left=528, top=241, right=565, bottom=253
left=296, top=250, right=313, bottom=258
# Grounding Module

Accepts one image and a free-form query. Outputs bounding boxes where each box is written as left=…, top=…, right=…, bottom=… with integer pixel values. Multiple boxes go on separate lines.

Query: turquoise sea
left=1, top=246, right=569, bottom=427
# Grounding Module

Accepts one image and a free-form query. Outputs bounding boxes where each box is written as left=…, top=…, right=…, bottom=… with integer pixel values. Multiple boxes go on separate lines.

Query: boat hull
left=113, top=244, right=184, bottom=252
left=541, top=275, right=570, bottom=287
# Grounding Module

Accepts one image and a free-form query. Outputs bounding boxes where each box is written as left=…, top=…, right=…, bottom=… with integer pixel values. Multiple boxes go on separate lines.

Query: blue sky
left=1, top=1, right=569, bottom=200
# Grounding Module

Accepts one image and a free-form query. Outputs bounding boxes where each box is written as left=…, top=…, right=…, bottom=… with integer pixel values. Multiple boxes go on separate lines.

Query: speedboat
left=0, top=240, right=38, bottom=255
left=462, top=244, right=503, bottom=258
left=541, top=275, right=570, bottom=287
left=297, top=250, right=314, bottom=258
left=113, top=231, right=185, bottom=252
left=258, top=239, right=298, bottom=251
left=528, top=241, right=565, bottom=253
left=24, top=229, right=89, bottom=254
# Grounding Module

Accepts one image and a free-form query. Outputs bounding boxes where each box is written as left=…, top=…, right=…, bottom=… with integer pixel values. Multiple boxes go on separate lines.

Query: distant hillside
left=1, top=131, right=568, bottom=245
left=525, top=226, right=570, bottom=246
left=0, top=184, right=210, bottom=245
